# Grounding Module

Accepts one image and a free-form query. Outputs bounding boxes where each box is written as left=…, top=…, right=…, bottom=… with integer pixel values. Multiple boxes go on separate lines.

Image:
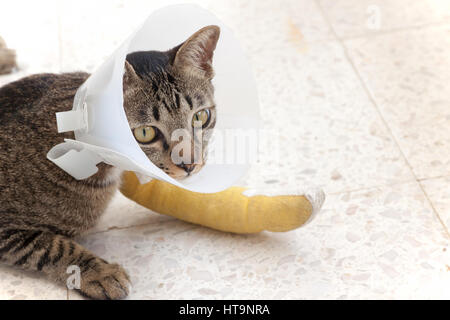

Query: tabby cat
left=0, top=25, right=220, bottom=299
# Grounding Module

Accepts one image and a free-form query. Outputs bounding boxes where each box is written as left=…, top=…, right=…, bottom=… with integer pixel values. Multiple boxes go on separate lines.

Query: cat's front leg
left=0, top=228, right=130, bottom=299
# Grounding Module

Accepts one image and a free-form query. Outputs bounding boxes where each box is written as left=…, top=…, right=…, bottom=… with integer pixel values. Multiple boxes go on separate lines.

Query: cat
left=0, top=25, right=220, bottom=299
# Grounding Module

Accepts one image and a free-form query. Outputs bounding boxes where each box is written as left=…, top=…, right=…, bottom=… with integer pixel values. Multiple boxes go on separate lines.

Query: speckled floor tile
left=318, top=0, right=450, bottom=38
left=200, top=0, right=334, bottom=50
left=345, top=25, right=450, bottom=180
left=89, top=190, right=168, bottom=234
left=57, top=0, right=206, bottom=72
left=68, top=181, right=449, bottom=300
left=58, top=0, right=141, bottom=72
left=57, top=0, right=334, bottom=72
left=0, top=266, right=67, bottom=300
left=238, top=39, right=414, bottom=193
left=0, top=0, right=60, bottom=75
left=421, top=177, right=450, bottom=231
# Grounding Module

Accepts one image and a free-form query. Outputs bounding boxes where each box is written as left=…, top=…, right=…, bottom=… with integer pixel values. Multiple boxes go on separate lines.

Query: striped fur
left=0, top=26, right=220, bottom=299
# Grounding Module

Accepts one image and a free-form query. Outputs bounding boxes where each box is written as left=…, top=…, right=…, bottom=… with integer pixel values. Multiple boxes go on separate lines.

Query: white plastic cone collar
left=47, top=4, right=260, bottom=193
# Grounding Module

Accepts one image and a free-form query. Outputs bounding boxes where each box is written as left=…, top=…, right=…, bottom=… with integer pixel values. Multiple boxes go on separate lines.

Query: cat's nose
left=177, top=163, right=196, bottom=174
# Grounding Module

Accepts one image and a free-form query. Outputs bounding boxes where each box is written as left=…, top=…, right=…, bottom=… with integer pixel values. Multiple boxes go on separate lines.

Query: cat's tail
left=0, top=36, right=16, bottom=75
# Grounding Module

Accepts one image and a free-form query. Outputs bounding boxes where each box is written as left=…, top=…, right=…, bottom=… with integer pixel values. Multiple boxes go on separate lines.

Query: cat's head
left=123, top=25, right=220, bottom=180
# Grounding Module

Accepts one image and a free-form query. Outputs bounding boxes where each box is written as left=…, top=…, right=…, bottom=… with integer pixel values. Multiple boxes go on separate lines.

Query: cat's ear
left=172, top=25, right=220, bottom=80
left=123, top=60, right=139, bottom=90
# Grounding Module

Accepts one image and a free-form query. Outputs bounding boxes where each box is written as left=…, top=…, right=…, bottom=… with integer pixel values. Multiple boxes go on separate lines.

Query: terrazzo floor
left=0, top=0, right=449, bottom=299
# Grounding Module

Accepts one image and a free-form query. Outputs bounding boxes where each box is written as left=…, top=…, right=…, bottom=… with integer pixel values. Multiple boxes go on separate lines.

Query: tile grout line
left=417, top=174, right=450, bottom=182
left=313, top=0, right=450, bottom=238
left=417, top=184, right=450, bottom=238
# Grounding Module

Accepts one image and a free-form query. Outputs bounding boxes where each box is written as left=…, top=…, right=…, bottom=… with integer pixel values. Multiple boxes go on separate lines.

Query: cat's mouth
left=147, top=142, right=210, bottom=180
left=167, top=162, right=204, bottom=180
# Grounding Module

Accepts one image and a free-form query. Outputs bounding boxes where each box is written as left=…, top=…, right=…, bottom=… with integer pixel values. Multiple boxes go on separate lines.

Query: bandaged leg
left=120, top=171, right=325, bottom=234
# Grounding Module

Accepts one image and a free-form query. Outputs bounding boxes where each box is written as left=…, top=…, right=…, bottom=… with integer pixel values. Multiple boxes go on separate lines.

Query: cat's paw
left=78, top=260, right=131, bottom=300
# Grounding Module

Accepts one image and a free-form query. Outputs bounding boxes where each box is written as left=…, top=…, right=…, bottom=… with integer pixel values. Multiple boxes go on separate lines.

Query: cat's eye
left=192, top=109, right=211, bottom=128
left=133, top=126, right=158, bottom=144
